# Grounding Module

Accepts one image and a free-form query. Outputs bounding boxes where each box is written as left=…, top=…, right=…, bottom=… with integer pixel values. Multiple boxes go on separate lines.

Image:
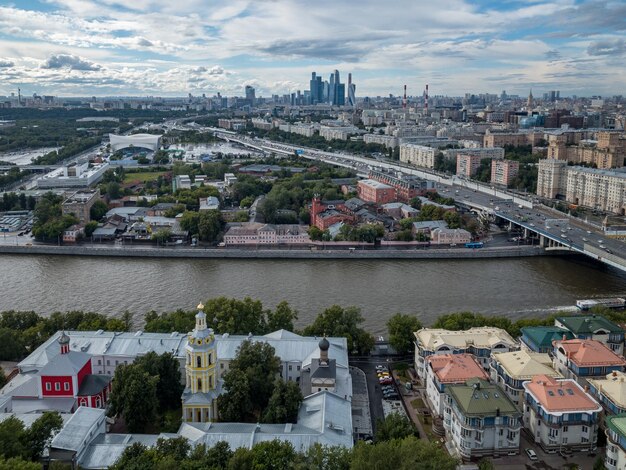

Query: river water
left=1, top=255, right=625, bottom=334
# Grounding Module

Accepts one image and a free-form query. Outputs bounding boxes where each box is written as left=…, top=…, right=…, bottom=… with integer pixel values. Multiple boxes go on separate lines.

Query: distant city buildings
left=490, top=159, right=519, bottom=186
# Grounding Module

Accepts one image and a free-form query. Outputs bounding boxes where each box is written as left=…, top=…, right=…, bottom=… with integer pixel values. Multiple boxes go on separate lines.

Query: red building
left=357, top=179, right=396, bottom=205
left=310, top=197, right=355, bottom=230
left=38, top=332, right=111, bottom=409
left=368, top=170, right=435, bottom=202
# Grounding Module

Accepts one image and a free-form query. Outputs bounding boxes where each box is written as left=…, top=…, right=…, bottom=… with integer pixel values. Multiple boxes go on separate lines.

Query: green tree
left=84, top=221, right=98, bottom=237
left=109, top=442, right=156, bottom=470
left=443, top=211, right=461, bottom=229
left=301, top=443, right=352, bottom=470
left=202, top=297, right=267, bottom=335
left=144, top=309, right=196, bottom=334
left=133, top=352, right=183, bottom=410
left=386, top=314, right=422, bottom=355
left=154, top=436, right=191, bottom=463
left=0, top=416, right=26, bottom=460
left=109, top=365, right=159, bottom=433
left=246, top=440, right=298, bottom=470
left=0, top=457, right=40, bottom=470
left=0, top=328, right=26, bottom=361
left=23, top=411, right=63, bottom=460
left=106, top=181, right=121, bottom=199
left=198, top=210, right=224, bottom=242
left=263, top=378, right=303, bottom=423
left=375, top=413, right=417, bottom=442
left=179, top=211, right=200, bottom=235
left=89, top=200, right=108, bottom=221
left=267, top=301, right=298, bottom=332
left=240, top=196, right=254, bottom=208
left=217, top=369, right=253, bottom=422
left=408, top=197, right=422, bottom=210
left=218, top=340, right=281, bottom=421
left=350, top=436, right=457, bottom=470
left=183, top=442, right=233, bottom=470
left=303, top=306, right=374, bottom=355
left=152, top=228, right=172, bottom=245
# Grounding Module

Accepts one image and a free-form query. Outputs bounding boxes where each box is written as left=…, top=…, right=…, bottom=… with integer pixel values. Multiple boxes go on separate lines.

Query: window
left=197, top=378, right=202, bottom=390
left=55, top=383, right=60, bottom=391
left=220, top=363, right=224, bottom=370
left=45, top=383, right=51, bottom=391
left=297, top=365, right=301, bottom=371
left=582, top=425, right=589, bottom=434
left=563, top=426, right=568, bottom=432
left=115, top=360, right=119, bottom=366
left=209, top=376, right=213, bottom=388
left=208, top=354, right=212, bottom=365
left=106, top=360, right=110, bottom=366
left=64, top=382, right=70, bottom=391
left=197, top=356, right=202, bottom=368
left=289, top=365, right=292, bottom=371
left=97, top=359, right=102, bottom=365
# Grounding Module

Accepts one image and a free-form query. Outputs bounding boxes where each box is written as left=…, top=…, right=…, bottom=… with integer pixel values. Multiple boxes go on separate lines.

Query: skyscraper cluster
left=309, top=70, right=354, bottom=106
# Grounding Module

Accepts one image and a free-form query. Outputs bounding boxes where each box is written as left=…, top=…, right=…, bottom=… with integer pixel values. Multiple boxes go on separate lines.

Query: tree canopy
left=386, top=314, right=422, bottom=355
left=109, top=364, right=159, bottom=433
left=303, top=305, right=374, bottom=355
left=375, top=413, right=418, bottom=442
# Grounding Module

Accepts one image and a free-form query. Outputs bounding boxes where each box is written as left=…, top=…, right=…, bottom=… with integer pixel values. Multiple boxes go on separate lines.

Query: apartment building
left=588, top=371, right=626, bottom=415
left=456, top=153, right=482, bottom=178
left=363, top=133, right=398, bottom=149
left=414, top=327, right=518, bottom=379
left=605, top=414, right=626, bottom=470
left=399, top=144, right=437, bottom=169
left=483, top=132, right=535, bottom=148
left=547, top=131, right=626, bottom=169
left=61, top=189, right=101, bottom=225
left=356, top=179, right=396, bottom=205
left=444, top=378, right=521, bottom=459
left=319, top=125, right=359, bottom=141
left=491, top=160, right=519, bottom=186
left=555, top=315, right=625, bottom=355
left=443, top=147, right=505, bottom=160
left=425, top=354, right=489, bottom=417
left=523, top=375, right=602, bottom=452
left=552, top=339, right=626, bottom=382
left=491, top=350, right=561, bottom=407
left=537, top=159, right=626, bottom=214
left=519, top=326, right=575, bottom=353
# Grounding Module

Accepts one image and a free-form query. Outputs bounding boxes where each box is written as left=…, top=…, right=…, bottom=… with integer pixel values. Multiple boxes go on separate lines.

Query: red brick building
left=310, top=197, right=355, bottom=230
left=357, top=179, right=396, bottom=205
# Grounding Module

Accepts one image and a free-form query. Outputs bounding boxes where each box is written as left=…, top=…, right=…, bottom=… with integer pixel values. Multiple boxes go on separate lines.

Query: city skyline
left=0, top=0, right=624, bottom=97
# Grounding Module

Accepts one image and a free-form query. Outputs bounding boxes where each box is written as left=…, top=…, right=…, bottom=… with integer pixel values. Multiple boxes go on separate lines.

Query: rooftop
left=427, top=353, right=488, bottom=383
left=415, top=327, right=518, bottom=351
left=556, top=315, right=623, bottom=335
left=521, top=326, right=575, bottom=350
left=523, top=375, right=601, bottom=414
left=554, top=339, right=626, bottom=367
left=358, top=179, right=393, bottom=190
left=492, top=350, right=561, bottom=380
left=51, top=406, right=106, bottom=452
left=588, top=371, right=626, bottom=408
left=447, top=378, right=519, bottom=417
left=606, top=414, right=626, bottom=440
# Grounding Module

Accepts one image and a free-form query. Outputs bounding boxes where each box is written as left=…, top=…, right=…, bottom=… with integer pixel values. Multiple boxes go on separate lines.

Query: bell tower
left=182, top=303, right=218, bottom=422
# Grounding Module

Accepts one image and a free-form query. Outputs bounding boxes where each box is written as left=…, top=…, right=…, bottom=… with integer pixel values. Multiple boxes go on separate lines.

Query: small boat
left=576, top=298, right=626, bottom=310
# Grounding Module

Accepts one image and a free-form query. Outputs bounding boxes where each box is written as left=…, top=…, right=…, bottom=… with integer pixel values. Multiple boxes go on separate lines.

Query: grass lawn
left=416, top=413, right=440, bottom=443
left=411, top=398, right=425, bottom=410
left=123, top=171, right=165, bottom=184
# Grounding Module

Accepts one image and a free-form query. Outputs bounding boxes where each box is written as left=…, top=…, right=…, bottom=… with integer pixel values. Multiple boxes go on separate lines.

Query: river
left=1, top=255, right=625, bottom=334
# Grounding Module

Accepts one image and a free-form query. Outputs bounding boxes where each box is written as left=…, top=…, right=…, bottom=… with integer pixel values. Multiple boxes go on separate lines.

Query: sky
left=0, top=0, right=624, bottom=98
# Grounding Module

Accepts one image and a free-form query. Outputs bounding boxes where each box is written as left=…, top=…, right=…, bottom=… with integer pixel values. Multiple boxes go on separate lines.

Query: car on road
left=582, top=238, right=588, bottom=242
left=525, top=449, right=538, bottom=461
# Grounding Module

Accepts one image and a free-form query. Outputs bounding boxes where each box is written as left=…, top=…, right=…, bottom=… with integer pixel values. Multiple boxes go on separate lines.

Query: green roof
left=447, top=378, right=521, bottom=417
left=556, top=315, right=623, bottom=335
left=522, top=326, right=575, bottom=349
left=606, top=414, right=626, bottom=438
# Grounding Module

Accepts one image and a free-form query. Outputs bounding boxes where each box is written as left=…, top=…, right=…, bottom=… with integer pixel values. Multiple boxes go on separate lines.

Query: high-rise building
left=244, top=85, right=255, bottom=106
left=309, top=72, right=323, bottom=105
left=347, top=73, right=356, bottom=107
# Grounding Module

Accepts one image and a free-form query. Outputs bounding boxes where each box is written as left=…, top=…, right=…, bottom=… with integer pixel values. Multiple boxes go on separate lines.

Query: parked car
left=525, top=449, right=538, bottom=461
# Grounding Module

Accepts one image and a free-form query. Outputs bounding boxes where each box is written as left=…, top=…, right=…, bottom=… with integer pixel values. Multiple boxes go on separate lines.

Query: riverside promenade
left=0, top=244, right=567, bottom=260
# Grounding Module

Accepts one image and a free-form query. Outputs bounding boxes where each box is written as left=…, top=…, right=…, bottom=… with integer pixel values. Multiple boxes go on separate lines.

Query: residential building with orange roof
left=522, top=375, right=602, bottom=452
left=553, top=339, right=626, bottom=382
left=425, top=354, right=489, bottom=417
left=491, top=350, right=561, bottom=407
left=588, top=371, right=626, bottom=416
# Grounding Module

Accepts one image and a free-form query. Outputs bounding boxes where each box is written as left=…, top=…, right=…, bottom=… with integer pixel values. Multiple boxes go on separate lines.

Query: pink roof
left=555, top=339, right=626, bottom=367
left=427, top=353, right=488, bottom=383
left=524, top=375, right=601, bottom=412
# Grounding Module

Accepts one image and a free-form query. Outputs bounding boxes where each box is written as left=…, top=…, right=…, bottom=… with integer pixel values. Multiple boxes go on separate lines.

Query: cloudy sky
left=0, top=0, right=624, bottom=98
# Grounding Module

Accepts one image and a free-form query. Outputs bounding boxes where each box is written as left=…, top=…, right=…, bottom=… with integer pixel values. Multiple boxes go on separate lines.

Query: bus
left=465, top=242, right=484, bottom=249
